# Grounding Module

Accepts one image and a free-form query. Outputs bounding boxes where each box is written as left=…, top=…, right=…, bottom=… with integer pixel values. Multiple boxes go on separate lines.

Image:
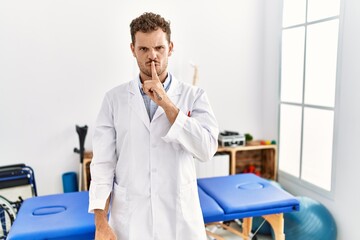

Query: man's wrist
left=157, top=96, right=178, bottom=124
left=94, top=209, right=108, bottom=228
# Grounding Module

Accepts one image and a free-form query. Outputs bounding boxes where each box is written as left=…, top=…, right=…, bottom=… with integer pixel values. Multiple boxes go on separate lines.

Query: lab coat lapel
left=128, top=80, right=150, bottom=130
left=152, top=77, right=182, bottom=122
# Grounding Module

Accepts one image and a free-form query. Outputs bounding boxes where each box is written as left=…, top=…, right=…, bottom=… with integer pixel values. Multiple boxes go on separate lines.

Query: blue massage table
left=198, top=173, right=300, bottom=240
left=7, top=191, right=94, bottom=240
left=7, top=174, right=299, bottom=240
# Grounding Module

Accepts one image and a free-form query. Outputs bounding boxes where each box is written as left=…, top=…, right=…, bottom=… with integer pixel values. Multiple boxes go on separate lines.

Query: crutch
left=74, top=125, right=88, bottom=191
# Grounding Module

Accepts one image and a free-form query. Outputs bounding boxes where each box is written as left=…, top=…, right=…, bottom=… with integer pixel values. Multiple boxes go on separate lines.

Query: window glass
left=279, top=105, right=302, bottom=177
left=280, top=0, right=339, bottom=193
left=281, top=27, right=305, bottom=103
left=308, top=0, right=340, bottom=22
left=282, top=0, right=306, bottom=27
left=302, top=107, right=334, bottom=191
left=305, top=19, right=339, bottom=107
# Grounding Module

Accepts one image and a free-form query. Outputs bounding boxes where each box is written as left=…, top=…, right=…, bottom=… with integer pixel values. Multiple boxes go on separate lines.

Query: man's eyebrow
left=137, top=45, right=165, bottom=49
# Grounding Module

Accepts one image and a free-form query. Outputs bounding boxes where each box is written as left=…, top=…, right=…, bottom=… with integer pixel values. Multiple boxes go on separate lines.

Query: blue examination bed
left=198, top=174, right=300, bottom=239
left=7, top=174, right=299, bottom=240
left=7, top=191, right=94, bottom=240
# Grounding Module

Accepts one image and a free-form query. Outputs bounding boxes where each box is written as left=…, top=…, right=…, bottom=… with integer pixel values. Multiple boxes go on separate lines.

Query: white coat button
left=151, top=168, right=157, bottom=173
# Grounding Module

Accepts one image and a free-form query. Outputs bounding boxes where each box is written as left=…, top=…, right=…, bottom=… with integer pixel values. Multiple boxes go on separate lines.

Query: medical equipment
left=0, top=195, right=18, bottom=239
left=218, top=131, right=246, bottom=147
left=7, top=174, right=299, bottom=240
left=0, top=164, right=37, bottom=197
left=7, top=191, right=94, bottom=240
left=73, top=125, right=88, bottom=191
left=198, top=173, right=300, bottom=239
left=283, top=196, right=336, bottom=240
left=0, top=164, right=37, bottom=239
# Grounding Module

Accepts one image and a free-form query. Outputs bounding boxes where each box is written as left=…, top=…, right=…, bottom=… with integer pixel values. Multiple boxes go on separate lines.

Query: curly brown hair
left=130, top=12, right=171, bottom=44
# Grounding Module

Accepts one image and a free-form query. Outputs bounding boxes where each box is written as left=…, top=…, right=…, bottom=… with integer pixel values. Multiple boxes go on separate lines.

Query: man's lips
left=147, top=61, right=159, bottom=65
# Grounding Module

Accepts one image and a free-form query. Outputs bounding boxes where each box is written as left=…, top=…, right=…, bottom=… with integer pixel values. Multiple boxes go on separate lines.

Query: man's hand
left=142, top=61, right=166, bottom=105
left=94, top=196, right=117, bottom=240
left=143, top=61, right=179, bottom=124
left=95, top=220, right=117, bottom=240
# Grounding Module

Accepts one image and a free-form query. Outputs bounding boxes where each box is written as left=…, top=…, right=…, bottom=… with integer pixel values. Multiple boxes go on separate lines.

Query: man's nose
left=148, top=49, right=157, bottom=60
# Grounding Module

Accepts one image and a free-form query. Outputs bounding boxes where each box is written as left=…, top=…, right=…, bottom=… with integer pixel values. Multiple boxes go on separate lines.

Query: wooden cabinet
left=82, top=151, right=93, bottom=191
left=216, top=144, right=277, bottom=180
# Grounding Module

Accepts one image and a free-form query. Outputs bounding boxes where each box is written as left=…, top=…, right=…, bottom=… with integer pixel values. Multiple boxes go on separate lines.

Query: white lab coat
left=89, top=76, right=219, bottom=240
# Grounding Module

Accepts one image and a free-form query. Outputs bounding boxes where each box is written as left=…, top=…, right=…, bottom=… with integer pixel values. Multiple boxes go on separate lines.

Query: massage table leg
left=205, top=214, right=286, bottom=240
left=233, top=214, right=285, bottom=240
left=241, top=217, right=253, bottom=239
left=263, top=213, right=285, bottom=240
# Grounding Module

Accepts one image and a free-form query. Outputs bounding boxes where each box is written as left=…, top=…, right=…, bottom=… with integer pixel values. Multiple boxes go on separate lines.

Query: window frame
left=278, top=0, right=343, bottom=198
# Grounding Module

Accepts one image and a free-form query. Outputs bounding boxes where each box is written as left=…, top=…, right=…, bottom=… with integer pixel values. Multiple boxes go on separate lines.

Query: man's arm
left=162, top=101, right=179, bottom=125
left=94, top=195, right=117, bottom=240
left=162, top=89, right=219, bottom=162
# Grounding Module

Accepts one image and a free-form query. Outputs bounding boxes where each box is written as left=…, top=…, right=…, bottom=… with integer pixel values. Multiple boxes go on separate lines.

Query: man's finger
left=151, top=61, right=158, bottom=80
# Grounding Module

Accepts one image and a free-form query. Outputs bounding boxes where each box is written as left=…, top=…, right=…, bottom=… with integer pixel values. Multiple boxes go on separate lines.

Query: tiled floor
left=207, top=221, right=273, bottom=240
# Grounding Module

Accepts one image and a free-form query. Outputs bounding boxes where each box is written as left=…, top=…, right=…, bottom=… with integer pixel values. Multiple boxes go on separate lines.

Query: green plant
left=244, top=133, right=253, bottom=142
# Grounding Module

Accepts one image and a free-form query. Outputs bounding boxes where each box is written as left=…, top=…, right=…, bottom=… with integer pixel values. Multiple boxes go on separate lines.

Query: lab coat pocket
left=180, top=181, right=200, bottom=222
left=111, top=183, right=129, bottom=225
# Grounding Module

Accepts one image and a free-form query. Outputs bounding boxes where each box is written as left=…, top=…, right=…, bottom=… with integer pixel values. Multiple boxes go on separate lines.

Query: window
left=279, top=0, right=340, bottom=192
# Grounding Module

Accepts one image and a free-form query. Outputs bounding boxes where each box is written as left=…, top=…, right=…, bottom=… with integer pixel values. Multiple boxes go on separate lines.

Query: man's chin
left=140, top=70, right=152, bottom=79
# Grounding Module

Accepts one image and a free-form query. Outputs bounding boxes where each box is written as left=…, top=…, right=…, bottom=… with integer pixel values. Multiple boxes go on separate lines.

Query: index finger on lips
left=151, top=61, right=159, bottom=81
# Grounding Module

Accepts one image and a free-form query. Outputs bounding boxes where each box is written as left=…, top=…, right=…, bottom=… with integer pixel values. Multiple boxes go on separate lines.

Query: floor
left=207, top=221, right=273, bottom=240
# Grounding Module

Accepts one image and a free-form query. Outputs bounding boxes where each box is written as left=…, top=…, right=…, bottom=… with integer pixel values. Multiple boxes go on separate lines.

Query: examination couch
left=7, top=173, right=299, bottom=240
left=198, top=173, right=300, bottom=239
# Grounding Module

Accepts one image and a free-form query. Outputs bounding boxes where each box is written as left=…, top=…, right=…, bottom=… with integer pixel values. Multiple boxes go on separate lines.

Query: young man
left=89, top=12, right=219, bottom=240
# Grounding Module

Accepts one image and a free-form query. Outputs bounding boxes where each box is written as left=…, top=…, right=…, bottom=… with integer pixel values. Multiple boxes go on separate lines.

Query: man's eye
left=155, top=46, right=164, bottom=51
left=140, top=48, right=148, bottom=51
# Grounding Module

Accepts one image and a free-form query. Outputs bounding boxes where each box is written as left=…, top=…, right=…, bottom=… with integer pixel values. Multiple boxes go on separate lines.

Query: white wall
left=0, top=0, right=265, bottom=196
left=264, top=0, right=360, bottom=239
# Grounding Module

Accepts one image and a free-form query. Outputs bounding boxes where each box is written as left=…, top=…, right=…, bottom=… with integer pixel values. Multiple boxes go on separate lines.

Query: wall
left=0, top=0, right=265, bottom=195
left=263, top=0, right=360, bottom=239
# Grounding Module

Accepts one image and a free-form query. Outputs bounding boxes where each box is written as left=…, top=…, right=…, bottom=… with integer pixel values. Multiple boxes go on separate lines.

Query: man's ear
left=130, top=43, right=136, bottom=57
left=168, top=41, right=174, bottom=56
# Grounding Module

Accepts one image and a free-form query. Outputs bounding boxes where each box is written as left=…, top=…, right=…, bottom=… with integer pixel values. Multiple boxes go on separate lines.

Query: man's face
left=131, top=28, right=173, bottom=82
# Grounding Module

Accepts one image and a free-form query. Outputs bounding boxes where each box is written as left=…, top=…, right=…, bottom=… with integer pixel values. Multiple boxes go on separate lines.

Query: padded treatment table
left=7, top=191, right=95, bottom=240
left=8, top=174, right=299, bottom=240
left=198, top=173, right=300, bottom=240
